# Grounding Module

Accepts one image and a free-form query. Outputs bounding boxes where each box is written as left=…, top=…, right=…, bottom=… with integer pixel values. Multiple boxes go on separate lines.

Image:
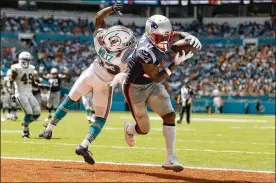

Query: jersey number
left=21, top=73, right=33, bottom=85
left=50, top=79, right=59, bottom=87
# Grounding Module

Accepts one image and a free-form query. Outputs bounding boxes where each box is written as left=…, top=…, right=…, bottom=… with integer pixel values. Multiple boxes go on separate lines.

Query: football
left=171, top=39, right=198, bottom=54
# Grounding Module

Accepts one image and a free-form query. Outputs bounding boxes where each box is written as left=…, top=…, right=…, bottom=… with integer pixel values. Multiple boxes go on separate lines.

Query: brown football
left=171, top=39, right=198, bottom=54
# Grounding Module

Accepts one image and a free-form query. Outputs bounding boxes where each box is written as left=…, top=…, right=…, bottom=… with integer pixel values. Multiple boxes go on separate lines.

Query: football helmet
left=50, top=68, right=58, bottom=77
left=33, top=70, right=38, bottom=77
left=18, top=51, right=32, bottom=69
left=103, top=25, right=136, bottom=52
left=145, top=15, right=173, bottom=52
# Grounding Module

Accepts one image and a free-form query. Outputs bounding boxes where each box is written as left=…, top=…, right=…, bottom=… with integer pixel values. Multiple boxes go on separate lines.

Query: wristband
left=164, top=67, right=172, bottom=76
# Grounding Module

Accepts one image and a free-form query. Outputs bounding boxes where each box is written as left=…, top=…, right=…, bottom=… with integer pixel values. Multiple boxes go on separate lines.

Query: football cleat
left=38, top=130, right=52, bottom=140
left=75, top=145, right=95, bottom=165
left=124, top=122, right=136, bottom=147
left=22, top=130, right=30, bottom=139
left=162, top=154, right=184, bottom=172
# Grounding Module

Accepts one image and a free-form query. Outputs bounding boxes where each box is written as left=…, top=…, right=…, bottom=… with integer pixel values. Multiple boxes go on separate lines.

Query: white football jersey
left=11, top=63, right=35, bottom=94
left=91, top=28, right=134, bottom=82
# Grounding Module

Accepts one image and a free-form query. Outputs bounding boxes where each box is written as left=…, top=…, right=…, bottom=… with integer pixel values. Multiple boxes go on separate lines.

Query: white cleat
left=162, top=154, right=184, bottom=172
left=124, top=122, right=135, bottom=147
left=1, top=117, right=6, bottom=122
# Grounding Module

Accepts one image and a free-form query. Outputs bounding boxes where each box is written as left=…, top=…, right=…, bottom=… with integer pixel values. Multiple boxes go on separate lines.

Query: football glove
left=174, top=50, right=194, bottom=65
left=183, top=34, right=202, bottom=50
left=110, top=73, right=127, bottom=88
left=112, top=1, right=123, bottom=15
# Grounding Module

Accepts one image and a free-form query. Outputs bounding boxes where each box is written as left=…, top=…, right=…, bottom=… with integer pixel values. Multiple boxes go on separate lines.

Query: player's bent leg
left=123, top=84, right=151, bottom=146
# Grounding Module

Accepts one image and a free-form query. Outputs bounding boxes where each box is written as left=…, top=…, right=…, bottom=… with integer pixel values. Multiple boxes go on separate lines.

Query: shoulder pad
left=136, top=47, right=156, bottom=64
left=11, top=64, right=19, bottom=70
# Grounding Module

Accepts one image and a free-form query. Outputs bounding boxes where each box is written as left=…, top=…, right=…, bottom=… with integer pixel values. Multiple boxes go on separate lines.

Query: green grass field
left=1, top=111, right=275, bottom=172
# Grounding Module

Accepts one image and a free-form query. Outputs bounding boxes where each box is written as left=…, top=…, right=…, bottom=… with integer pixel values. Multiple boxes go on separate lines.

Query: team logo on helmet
left=109, top=36, right=121, bottom=47
left=148, top=19, right=159, bottom=31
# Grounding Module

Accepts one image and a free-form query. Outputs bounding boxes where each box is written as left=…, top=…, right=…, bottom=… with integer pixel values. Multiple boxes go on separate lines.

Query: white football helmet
left=51, top=68, right=58, bottom=77
left=18, top=51, right=32, bottom=69
left=33, top=70, right=38, bottom=77
left=145, top=15, right=173, bottom=52
left=103, top=25, right=136, bottom=52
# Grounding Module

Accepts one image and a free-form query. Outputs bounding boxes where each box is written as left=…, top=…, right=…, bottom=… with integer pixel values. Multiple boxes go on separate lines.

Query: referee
left=177, top=83, right=194, bottom=124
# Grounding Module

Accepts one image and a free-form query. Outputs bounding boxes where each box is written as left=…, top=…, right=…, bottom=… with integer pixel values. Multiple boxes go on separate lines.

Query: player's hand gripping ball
left=171, top=39, right=199, bottom=55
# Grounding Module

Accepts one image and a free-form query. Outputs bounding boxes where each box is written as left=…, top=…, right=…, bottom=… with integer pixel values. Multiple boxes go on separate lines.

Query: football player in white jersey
left=39, top=1, right=136, bottom=164
left=82, top=90, right=95, bottom=123
left=10, top=51, right=41, bottom=138
left=4, top=70, right=18, bottom=121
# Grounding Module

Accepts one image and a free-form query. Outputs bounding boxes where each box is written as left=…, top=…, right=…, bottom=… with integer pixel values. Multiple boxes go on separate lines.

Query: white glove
left=174, top=50, right=194, bottom=65
left=184, top=35, right=202, bottom=50
left=110, top=73, right=127, bottom=87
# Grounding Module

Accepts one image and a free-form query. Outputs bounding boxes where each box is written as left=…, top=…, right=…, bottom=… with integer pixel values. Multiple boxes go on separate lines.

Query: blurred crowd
left=1, top=14, right=93, bottom=36
left=1, top=14, right=275, bottom=38
left=166, top=44, right=275, bottom=97
left=1, top=14, right=275, bottom=97
left=2, top=39, right=275, bottom=97
left=1, top=38, right=96, bottom=88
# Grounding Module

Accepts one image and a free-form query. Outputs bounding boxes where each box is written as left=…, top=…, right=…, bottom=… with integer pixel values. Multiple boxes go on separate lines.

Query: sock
left=22, top=114, right=33, bottom=134
left=163, top=124, right=176, bottom=158
left=24, top=114, right=32, bottom=123
left=46, top=96, right=75, bottom=131
left=126, top=123, right=137, bottom=135
left=85, top=109, right=90, bottom=117
left=81, top=117, right=106, bottom=148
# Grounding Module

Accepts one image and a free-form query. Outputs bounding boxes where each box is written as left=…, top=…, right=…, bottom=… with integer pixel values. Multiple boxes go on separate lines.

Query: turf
left=1, top=111, right=275, bottom=172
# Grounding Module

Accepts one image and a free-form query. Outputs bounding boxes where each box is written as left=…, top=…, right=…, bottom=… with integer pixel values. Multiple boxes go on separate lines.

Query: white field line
left=104, top=137, right=275, bottom=146
left=1, top=130, right=274, bottom=146
left=1, top=140, right=274, bottom=155
left=120, top=116, right=268, bottom=123
left=231, top=126, right=275, bottom=129
left=1, top=156, right=274, bottom=174
left=105, top=127, right=195, bottom=131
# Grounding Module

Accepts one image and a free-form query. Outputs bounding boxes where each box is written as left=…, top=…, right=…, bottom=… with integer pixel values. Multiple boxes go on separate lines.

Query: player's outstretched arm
left=94, top=1, right=123, bottom=36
